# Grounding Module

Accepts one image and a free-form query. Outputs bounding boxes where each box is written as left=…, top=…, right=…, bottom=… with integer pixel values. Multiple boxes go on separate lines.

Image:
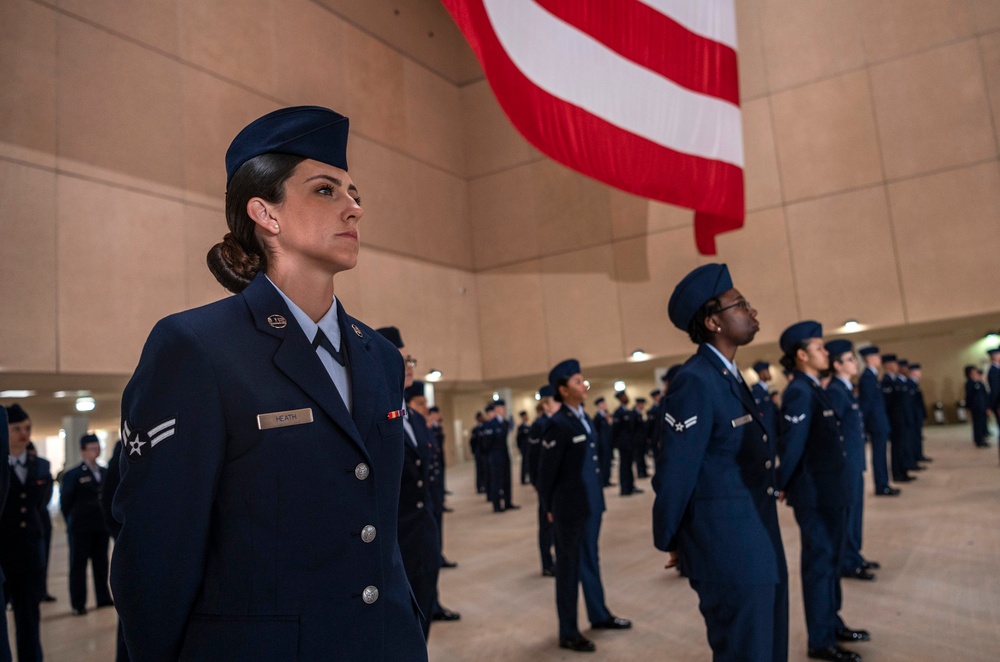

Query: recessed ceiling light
left=0, top=390, right=36, bottom=398
left=613, top=380, right=626, bottom=392
left=75, top=397, right=96, bottom=412
left=425, top=369, right=443, bottom=382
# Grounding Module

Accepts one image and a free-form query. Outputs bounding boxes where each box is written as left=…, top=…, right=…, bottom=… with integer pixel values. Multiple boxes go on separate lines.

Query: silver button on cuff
left=767, top=487, right=774, bottom=496
left=355, top=463, right=370, bottom=480
left=363, top=586, right=379, bottom=604
left=765, top=460, right=772, bottom=469
left=361, top=525, right=376, bottom=543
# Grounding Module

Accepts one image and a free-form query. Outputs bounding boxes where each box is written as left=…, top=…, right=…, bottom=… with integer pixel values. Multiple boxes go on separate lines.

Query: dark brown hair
left=206, top=153, right=305, bottom=293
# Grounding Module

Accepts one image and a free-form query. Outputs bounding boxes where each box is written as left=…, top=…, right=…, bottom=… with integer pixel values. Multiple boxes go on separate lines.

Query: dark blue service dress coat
left=858, top=367, right=890, bottom=491
left=527, top=414, right=555, bottom=573
left=536, top=405, right=612, bottom=640
left=777, top=372, right=850, bottom=651
left=825, top=377, right=867, bottom=574
left=751, top=381, right=778, bottom=439
left=0, top=406, right=11, bottom=662
left=111, top=273, right=426, bottom=662
left=652, top=344, right=787, bottom=662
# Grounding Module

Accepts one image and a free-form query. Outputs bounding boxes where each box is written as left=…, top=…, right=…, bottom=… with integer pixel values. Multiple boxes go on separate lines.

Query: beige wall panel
left=712, top=207, right=798, bottom=345
left=540, top=245, right=624, bottom=368
left=177, top=0, right=275, bottom=97
left=871, top=40, right=996, bottom=180
left=181, top=69, right=279, bottom=200
left=183, top=205, right=231, bottom=310
left=58, top=16, right=185, bottom=190
left=760, top=0, right=865, bottom=92
left=771, top=71, right=883, bottom=202
left=349, top=136, right=472, bottom=270
left=57, top=177, right=186, bottom=374
left=462, top=80, right=541, bottom=179
left=0, top=0, right=56, bottom=166
left=533, top=161, right=614, bottom=253
left=614, top=229, right=705, bottom=362
left=477, top=261, right=548, bottom=380
left=611, top=196, right=690, bottom=241
left=271, top=0, right=349, bottom=111
left=742, top=97, right=783, bottom=211
left=888, top=162, right=1000, bottom=323
left=469, top=165, right=539, bottom=269
left=785, top=186, right=905, bottom=329
left=0, top=163, right=57, bottom=372
left=858, top=0, right=973, bottom=63
left=735, top=0, right=768, bottom=101
left=970, top=0, right=1000, bottom=33
left=344, top=25, right=407, bottom=156
left=979, top=33, right=1000, bottom=148
left=356, top=251, right=481, bottom=382
left=56, top=0, right=178, bottom=54
left=402, top=59, right=465, bottom=173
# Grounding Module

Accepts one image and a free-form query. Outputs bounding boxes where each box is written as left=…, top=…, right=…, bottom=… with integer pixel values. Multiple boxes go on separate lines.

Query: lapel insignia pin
left=267, top=314, right=287, bottom=329
left=352, top=324, right=363, bottom=338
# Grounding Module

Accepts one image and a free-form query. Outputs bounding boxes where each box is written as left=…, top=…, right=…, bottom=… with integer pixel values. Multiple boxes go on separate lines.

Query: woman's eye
left=318, top=186, right=333, bottom=196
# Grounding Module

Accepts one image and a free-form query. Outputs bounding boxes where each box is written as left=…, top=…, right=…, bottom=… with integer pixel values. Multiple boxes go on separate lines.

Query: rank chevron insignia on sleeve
left=663, top=412, right=697, bottom=433
left=784, top=413, right=806, bottom=424
left=541, top=439, right=557, bottom=449
left=122, top=415, right=177, bottom=463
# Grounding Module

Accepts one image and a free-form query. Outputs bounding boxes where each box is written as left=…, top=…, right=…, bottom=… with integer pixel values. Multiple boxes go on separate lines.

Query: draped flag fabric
left=442, top=0, right=744, bottom=255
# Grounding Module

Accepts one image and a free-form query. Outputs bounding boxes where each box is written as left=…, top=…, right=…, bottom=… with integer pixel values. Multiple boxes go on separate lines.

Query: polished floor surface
left=8, top=424, right=1000, bottom=661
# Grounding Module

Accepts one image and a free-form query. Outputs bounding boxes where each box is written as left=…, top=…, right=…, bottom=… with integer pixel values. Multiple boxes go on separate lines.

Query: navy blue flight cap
left=650, top=389, right=661, bottom=398
left=484, top=403, right=495, bottom=412
left=548, top=359, right=581, bottom=389
left=636, top=398, right=647, bottom=404
left=752, top=361, right=770, bottom=373
left=668, top=263, right=733, bottom=331
left=897, top=358, right=909, bottom=368
left=825, top=339, right=853, bottom=357
left=226, top=106, right=350, bottom=186
left=615, top=390, right=627, bottom=399
left=988, top=347, right=1000, bottom=356
left=665, top=364, right=682, bottom=382
left=428, top=406, right=440, bottom=413
left=881, top=353, right=898, bottom=363
left=375, top=326, right=404, bottom=349
left=859, top=345, right=879, bottom=357
left=779, top=320, right=823, bottom=355
left=909, top=363, right=921, bottom=370
left=493, top=399, right=506, bottom=407
left=6, top=403, right=28, bottom=423
left=80, top=433, right=100, bottom=449
left=593, top=396, right=605, bottom=405
left=404, top=380, right=425, bottom=401
left=539, top=385, right=555, bottom=398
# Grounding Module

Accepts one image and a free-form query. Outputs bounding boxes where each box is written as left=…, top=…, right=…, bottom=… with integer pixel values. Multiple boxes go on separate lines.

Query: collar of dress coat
left=703, top=342, right=740, bottom=378
left=266, top=275, right=342, bottom=352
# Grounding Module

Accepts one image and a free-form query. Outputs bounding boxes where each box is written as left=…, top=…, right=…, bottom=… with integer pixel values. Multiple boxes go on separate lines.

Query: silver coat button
left=19, top=522, right=27, bottom=528
left=416, top=501, right=424, bottom=509
left=361, top=525, right=376, bottom=543
left=762, top=434, right=768, bottom=442
left=355, top=463, right=370, bottom=480
left=415, top=459, right=422, bottom=467
left=765, top=460, right=772, bottom=469
left=767, top=487, right=774, bottom=496
left=417, top=480, right=423, bottom=488
left=363, top=586, right=379, bottom=604
left=593, top=455, right=598, bottom=461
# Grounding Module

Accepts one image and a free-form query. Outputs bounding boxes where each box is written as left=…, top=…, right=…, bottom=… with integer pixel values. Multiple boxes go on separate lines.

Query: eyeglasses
left=405, top=356, right=418, bottom=368
left=713, top=299, right=752, bottom=314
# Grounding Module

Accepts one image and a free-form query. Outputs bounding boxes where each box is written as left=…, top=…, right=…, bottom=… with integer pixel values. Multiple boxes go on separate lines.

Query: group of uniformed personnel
left=965, top=346, right=1000, bottom=450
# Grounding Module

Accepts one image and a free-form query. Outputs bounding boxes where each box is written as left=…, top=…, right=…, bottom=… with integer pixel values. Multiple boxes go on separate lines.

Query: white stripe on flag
left=483, top=0, right=744, bottom=167
left=637, top=0, right=738, bottom=50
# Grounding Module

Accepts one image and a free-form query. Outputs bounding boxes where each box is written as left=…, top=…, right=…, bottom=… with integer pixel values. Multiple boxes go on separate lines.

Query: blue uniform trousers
left=617, top=444, right=635, bottom=495
left=689, top=579, right=788, bottom=662
left=794, top=505, right=847, bottom=650
left=869, top=429, right=890, bottom=492
left=552, top=510, right=611, bottom=639
left=536, top=499, right=554, bottom=573
left=841, top=502, right=865, bottom=574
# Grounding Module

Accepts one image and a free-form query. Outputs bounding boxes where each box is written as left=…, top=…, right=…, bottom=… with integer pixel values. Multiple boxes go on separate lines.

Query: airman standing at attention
left=592, top=397, right=615, bottom=487
left=529, top=387, right=558, bottom=577
left=753, top=361, right=778, bottom=436
left=517, top=410, right=532, bottom=485
left=857, top=347, right=897, bottom=496
left=988, top=348, right=1000, bottom=444
left=111, top=106, right=427, bottom=661
left=965, top=366, right=990, bottom=448
left=538, top=360, right=632, bottom=653
left=612, top=392, right=642, bottom=496
left=653, top=264, right=787, bottom=662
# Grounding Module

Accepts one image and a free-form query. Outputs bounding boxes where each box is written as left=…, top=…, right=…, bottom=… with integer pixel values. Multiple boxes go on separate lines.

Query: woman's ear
left=247, top=198, right=280, bottom=236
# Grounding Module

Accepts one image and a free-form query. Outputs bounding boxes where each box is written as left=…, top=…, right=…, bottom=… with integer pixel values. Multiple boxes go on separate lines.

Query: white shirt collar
left=837, top=375, right=853, bottom=390
left=9, top=451, right=27, bottom=465
left=266, top=276, right=342, bottom=351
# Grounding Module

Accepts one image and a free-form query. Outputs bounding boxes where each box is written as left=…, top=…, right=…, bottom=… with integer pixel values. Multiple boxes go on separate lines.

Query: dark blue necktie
left=312, top=328, right=345, bottom=366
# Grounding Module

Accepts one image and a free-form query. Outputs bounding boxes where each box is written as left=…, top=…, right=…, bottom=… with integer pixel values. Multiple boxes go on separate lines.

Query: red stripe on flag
left=536, top=0, right=740, bottom=105
left=442, top=0, right=744, bottom=254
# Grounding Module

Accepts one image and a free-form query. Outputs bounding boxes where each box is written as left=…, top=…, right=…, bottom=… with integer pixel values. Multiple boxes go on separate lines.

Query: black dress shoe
left=542, top=567, right=556, bottom=577
left=919, top=456, right=933, bottom=462
left=432, top=607, right=461, bottom=621
left=909, top=465, right=926, bottom=471
left=441, top=558, right=458, bottom=568
left=591, top=616, right=631, bottom=630
left=836, top=627, right=871, bottom=642
left=808, top=645, right=861, bottom=661
left=505, top=504, right=521, bottom=510
left=96, top=599, right=115, bottom=608
left=71, top=608, right=88, bottom=616
left=875, top=486, right=900, bottom=496
left=443, top=506, right=454, bottom=513
left=631, top=487, right=645, bottom=494
left=559, top=636, right=596, bottom=652
left=41, top=594, right=57, bottom=603
left=893, top=474, right=915, bottom=482
left=843, top=567, right=876, bottom=581
left=862, top=559, right=880, bottom=570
